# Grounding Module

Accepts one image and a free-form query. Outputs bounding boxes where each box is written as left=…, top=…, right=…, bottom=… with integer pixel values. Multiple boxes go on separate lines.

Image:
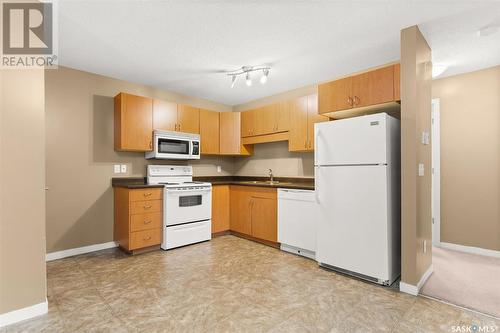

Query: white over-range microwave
left=145, top=130, right=200, bottom=160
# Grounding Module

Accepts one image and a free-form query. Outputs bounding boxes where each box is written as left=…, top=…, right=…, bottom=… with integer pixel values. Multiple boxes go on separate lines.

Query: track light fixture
left=227, top=66, right=271, bottom=88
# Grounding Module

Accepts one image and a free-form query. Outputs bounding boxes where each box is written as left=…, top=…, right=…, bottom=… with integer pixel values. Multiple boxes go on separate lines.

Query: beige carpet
left=421, top=246, right=500, bottom=318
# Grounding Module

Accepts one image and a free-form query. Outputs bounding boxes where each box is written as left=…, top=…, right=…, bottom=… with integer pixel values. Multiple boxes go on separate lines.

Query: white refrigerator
left=314, top=113, right=401, bottom=285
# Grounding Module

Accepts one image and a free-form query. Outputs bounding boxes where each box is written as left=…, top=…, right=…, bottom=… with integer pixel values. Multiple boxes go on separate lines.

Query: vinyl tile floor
left=3, top=235, right=499, bottom=333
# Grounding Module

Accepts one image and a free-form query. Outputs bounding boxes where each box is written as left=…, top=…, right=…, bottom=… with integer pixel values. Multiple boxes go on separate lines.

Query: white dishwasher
left=277, top=188, right=317, bottom=259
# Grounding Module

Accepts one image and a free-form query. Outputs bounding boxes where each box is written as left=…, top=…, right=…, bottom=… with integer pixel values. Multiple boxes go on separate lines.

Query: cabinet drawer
left=130, top=200, right=162, bottom=214
left=130, top=212, right=162, bottom=232
left=130, top=228, right=161, bottom=250
left=129, top=188, right=162, bottom=202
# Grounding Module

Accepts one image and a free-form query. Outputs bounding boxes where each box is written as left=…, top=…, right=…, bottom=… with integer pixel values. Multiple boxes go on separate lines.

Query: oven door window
left=179, top=195, right=202, bottom=207
left=158, top=138, right=190, bottom=155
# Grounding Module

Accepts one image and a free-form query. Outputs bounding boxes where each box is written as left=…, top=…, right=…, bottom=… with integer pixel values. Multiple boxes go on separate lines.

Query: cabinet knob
left=144, top=205, right=152, bottom=209
left=353, top=96, right=360, bottom=106
left=347, top=97, right=353, bottom=106
left=144, top=192, right=152, bottom=197
left=144, top=220, right=152, bottom=224
left=143, top=236, right=152, bottom=241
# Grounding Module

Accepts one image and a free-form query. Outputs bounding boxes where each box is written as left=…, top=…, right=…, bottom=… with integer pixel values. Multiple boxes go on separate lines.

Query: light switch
left=113, top=165, right=121, bottom=174
left=418, top=163, right=425, bottom=176
left=120, top=164, right=127, bottom=173
left=217, top=165, right=222, bottom=173
left=421, top=131, right=430, bottom=145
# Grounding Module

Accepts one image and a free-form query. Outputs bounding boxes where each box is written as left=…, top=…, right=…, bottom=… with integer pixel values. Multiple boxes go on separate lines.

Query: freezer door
left=315, top=113, right=388, bottom=166
left=316, top=165, right=390, bottom=281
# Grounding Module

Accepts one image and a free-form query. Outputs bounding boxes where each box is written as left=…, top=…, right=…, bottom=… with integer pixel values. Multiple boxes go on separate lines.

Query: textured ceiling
left=58, top=1, right=500, bottom=106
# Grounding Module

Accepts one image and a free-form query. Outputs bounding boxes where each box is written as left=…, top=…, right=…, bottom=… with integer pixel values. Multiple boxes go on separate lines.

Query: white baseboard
left=46, top=241, right=118, bottom=261
left=399, top=264, right=433, bottom=296
left=0, top=300, right=48, bottom=328
left=439, top=242, right=500, bottom=258
left=399, top=282, right=419, bottom=296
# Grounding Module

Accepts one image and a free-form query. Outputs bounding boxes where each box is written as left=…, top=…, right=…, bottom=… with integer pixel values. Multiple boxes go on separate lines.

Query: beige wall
left=233, top=141, right=314, bottom=177
left=433, top=66, right=500, bottom=251
left=45, top=67, right=234, bottom=253
left=400, top=26, right=433, bottom=286
left=0, top=69, right=47, bottom=314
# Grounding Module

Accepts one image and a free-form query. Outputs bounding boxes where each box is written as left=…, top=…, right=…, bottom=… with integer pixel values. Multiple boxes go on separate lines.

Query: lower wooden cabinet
left=212, top=185, right=230, bottom=233
left=114, top=187, right=163, bottom=253
left=229, top=186, right=277, bottom=243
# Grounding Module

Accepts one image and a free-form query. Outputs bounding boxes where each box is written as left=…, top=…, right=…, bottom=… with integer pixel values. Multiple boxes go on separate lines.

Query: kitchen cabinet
left=394, top=63, right=400, bottom=101
left=152, top=100, right=200, bottom=134
left=318, top=64, right=400, bottom=115
left=241, top=103, right=289, bottom=138
left=177, top=104, right=200, bottom=134
left=219, top=112, right=253, bottom=155
left=229, top=186, right=277, bottom=243
left=351, top=65, right=394, bottom=108
left=229, top=186, right=252, bottom=235
left=114, top=187, right=163, bottom=253
left=114, top=93, right=153, bottom=151
left=212, top=185, right=230, bottom=233
left=288, top=94, right=328, bottom=152
left=199, top=109, right=219, bottom=154
left=250, top=195, right=277, bottom=243
left=153, top=99, right=177, bottom=132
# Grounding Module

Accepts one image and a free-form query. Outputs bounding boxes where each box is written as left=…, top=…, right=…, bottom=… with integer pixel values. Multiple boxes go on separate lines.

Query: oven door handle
left=167, top=189, right=211, bottom=196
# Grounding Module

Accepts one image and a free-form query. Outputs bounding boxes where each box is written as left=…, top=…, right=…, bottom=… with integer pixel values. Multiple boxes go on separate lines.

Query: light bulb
left=260, top=69, right=269, bottom=84
left=230, top=75, right=237, bottom=88
left=245, top=72, right=252, bottom=86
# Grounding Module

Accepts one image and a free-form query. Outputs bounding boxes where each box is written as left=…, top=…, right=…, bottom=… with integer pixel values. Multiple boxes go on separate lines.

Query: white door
left=315, top=113, right=388, bottom=166
left=316, top=164, right=390, bottom=281
left=431, top=99, right=441, bottom=246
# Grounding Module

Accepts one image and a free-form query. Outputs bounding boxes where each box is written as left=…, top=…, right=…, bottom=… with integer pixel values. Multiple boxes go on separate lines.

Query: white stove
left=147, top=165, right=212, bottom=250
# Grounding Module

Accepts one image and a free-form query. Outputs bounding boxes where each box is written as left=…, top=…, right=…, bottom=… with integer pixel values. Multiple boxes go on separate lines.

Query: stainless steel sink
left=239, top=180, right=292, bottom=186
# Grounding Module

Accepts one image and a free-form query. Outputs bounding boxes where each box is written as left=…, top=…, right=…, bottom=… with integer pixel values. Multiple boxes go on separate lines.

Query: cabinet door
left=114, top=93, right=153, bottom=151
left=275, top=102, right=290, bottom=132
left=177, top=105, right=200, bottom=133
left=318, top=77, right=352, bottom=114
left=241, top=109, right=255, bottom=137
left=288, top=96, right=308, bottom=151
left=394, top=64, right=400, bottom=101
left=352, top=66, right=394, bottom=108
left=199, top=109, right=220, bottom=154
left=253, top=104, right=279, bottom=135
left=307, top=94, right=328, bottom=151
left=251, top=196, right=277, bottom=242
left=212, top=185, right=230, bottom=233
left=229, top=186, right=252, bottom=235
left=153, top=99, right=177, bottom=132
left=220, top=112, right=253, bottom=156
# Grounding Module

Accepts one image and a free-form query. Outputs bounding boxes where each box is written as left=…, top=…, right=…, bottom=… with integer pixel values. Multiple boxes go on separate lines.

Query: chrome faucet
left=268, top=169, right=274, bottom=183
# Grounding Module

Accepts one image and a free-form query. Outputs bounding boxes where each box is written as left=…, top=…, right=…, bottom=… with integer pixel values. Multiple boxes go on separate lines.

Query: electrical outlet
left=423, top=240, right=427, bottom=253
left=217, top=165, right=222, bottom=173
left=113, top=165, right=121, bottom=174
left=120, top=164, right=127, bottom=173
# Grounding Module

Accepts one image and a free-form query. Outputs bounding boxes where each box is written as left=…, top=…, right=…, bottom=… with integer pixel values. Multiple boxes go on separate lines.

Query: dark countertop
left=112, top=176, right=314, bottom=190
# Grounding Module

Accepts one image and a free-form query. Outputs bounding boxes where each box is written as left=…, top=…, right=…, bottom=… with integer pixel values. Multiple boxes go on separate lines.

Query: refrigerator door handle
left=315, top=166, right=320, bottom=203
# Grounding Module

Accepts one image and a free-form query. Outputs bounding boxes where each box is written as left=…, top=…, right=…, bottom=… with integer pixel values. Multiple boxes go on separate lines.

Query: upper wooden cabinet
left=177, top=105, right=200, bottom=134
left=199, top=109, right=219, bottom=155
left=241, top=103, right=289, bottom=138
left=289, top=94, right=328, bottom=152
left=394, top=63, right=401, bottom=101
left=153, top=99, right=177, bottom=132
left=114, top=93, right=153, bottom=152
left=318, top=64, right=400, bottom=115
left=219, top=112, right=253, bottom=156
left=152, top=101, right=200, bottom=134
